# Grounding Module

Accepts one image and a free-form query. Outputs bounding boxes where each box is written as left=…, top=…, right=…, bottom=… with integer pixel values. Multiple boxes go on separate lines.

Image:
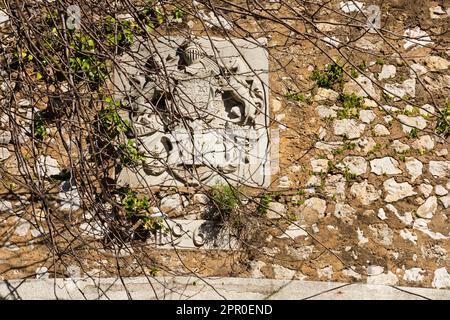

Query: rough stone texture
left=416, top=196, right=437, bottom=219
left=36, top=155, right=61, bottom=178
left=412, top=135, right=435, bottom=152
left=0, top=130, right=11, bottom=145
left=373, top=124, right=390, bottom=136
left=392, top=140, right=410, bottom=153
left=383, top=178, right=416, bottom=202
left=267, top=202, right=287, bottom=219
left=311, top=159, right=329, bottom=173
left=429, top=161, right=450, bottom=178
left=0, top=147, right=10, bottom=161
left=333, top=119, right=365, bottom=139
left=359, top=110, right=376, bottom=124
left=397, top=115, right=427, bottom=134
left=378, top=65, right=396, bottom=80
left=160, top=194, right=188, bottom=214
left=342, top=156, right=367, bottom=176
left=405, top=157, right=423, bottom=182
left=343, top=75, right=379, bottom=100
left=350, top=180, right=381, bottom=205
left=370, top=157, right=402, bottom=175
left=432, top=268, right=450, bottom=289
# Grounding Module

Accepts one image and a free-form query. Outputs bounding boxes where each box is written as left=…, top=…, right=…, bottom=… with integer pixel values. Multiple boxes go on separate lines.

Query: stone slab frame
left=113, top=36, right=275, bottom=189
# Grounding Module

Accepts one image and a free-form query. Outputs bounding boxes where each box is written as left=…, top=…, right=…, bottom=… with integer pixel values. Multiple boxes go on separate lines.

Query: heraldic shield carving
left=113, top=36, right=272, bottom=188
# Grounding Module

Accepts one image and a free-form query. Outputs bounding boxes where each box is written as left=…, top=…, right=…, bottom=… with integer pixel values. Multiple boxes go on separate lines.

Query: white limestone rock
left=317, top=266, right=333, bottom=280
left=193, top=193, right=209, bottom=205
left=325, top=174, right=346, bottom=201
left=419, top=104, right=435, bottom=116
left=405, top=157, right=423, bottom=182
left=377, top=208, right=387, bottom=220
left=342, top=156, right=368, bottom=176
left=0, top=10, right=9, bottom=25
left=432, top=268, right=450, bottom=289
left=160, top=194, right=188, bottom=214
left=333, top=202, right=356, bottom=223
left=386, top=204, right=413, bottom=225
left=333, top=119, right=365, bottom=139
left=373, top=124, right=390, bottom=136
left=369, top=223, right=394, bottom=246
left=266, top=202, right=286, bottom=219
left=279, top=224, right=308, bottom=239
left=14, top=219, right=30, bottom=237
left=359, top=109, right=376, bottom=124
left=429, top=161, right=450, bottom=178
left=306, top=175, right=322, bottom=188
left=340, top=1, right=364, bottom=13
left=383, top=178, right=416, bottom=202
left=436, top=148, right=448, bottom=157
left=403, top=27, right=433, bottom=50
left=367, top=271, right=398, bottom=285
left=358, top=137, right=377, bottom=155
left=409, top=63, right=428, bottom=77
left=423, top=56, right=450, bottom=71
left=311, top=159, right=329, bottom=173
left=273, top=265, right=296, bottom=280
left=58, top=187, right=81, bottom=213
left=0, top=147, right=10, bottom=161
left=36, top=155, right=61, bottom=178
left=412, top=135, right=435, bottom=152
left=378, top=65, right=396, bottom=80
left=435, top=185, right=448, bottom=196
left=403, top=268, right=424, bottom=283
left=357, top=228, right=369, bottom=245
left=419, top=184, right=433, bottom=198
left=314, top=88, right=339, bottom=102
left=303, top=197, right=327, bottom=216
left=316, top=105, right=337, bottom=119
left=399, top=229, right=417, bottom=244
left=429, top=6, right=449, bottom=19
left=392, top=140, right=410, bottom=153
left=440, top=195, right=450, bottom=209
left=397, top=115, right=427, bottom=134
left=343, top=75, right=379, bottom=100
left=367, top=265, right=384, bottom=276
left=0, top=200, right=13, bottom=213
left=370, top=157, right=402, bottom=175
left=350, top=180, right=381, bottom=205
left=416, top=196, right=437, bottom=219
left=0, top=130, right=11, bottom=145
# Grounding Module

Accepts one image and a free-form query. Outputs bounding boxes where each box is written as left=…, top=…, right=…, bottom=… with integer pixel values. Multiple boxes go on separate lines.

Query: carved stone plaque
left=114, top=36, right=272, bottom=188
left=147, top=219, right=238, bottom=250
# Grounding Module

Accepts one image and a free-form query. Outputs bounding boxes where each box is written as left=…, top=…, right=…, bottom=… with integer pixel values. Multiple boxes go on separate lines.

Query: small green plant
left=98, top=98, right=131, bottom=138
left=327, top=160, right=336, bottom=173
left=436, top=101, right=450, bottom=137
left=210, top=184, right=241, bottom=218
left=337, top=94, right=365, bottom=119
left=118, top=139, right=144, bottom=165
left=343, top=169, right=357, bottom=182
left=33, top=116, right=46, bottom=145
left=310, top=62, right=344, bottom=88
left=120, top=189, right=165, bottom=232
left=408, top=128, right=418, bottom=139
left=104, top=17, right=139, bottom=48
left=375, top=58, right=385, bottom=66
left=257, top=194, right=272, bottom=215
left=350, top=68, right=359, bottom=78
left=173, top=7, right=185, bottom=21
left=284, top=91, right=305, bottom=102
left=368, top=143, right=382, bottom=155
left=68, top=32, right=108, bottom=83
left=358, top=61, right=367, bottom=70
